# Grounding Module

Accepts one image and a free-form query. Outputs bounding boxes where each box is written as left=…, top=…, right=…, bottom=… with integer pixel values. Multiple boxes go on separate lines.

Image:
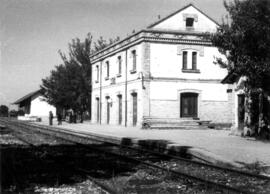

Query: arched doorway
left=180, top=92, right=198, bottom=118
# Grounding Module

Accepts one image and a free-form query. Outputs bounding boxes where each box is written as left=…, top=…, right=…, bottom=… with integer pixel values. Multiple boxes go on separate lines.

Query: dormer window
left=183, top=13, right=198, bottom=30
left=186, top=17, right=194, bottom=27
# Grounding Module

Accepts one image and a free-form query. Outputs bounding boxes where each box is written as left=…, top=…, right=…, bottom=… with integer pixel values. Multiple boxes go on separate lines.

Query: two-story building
left=90, top=4, right=233, bottom=127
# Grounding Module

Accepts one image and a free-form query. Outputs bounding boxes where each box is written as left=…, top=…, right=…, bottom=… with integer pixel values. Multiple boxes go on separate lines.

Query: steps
left=142, top=117, right=211, bottom=130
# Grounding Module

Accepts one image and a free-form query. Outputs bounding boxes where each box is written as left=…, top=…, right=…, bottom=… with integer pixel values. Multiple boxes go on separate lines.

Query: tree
left=0, top=105, right=9, bottom=117
left=41, top=33, right=92, bottom=122
left=211, top=0, right=270, bottom=137
left=91, top=36, right=120, bottom=53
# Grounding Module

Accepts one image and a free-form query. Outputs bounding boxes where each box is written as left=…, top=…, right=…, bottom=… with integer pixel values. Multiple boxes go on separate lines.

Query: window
left=118, top=56, right=122, bottom=75
left=186, top=17, right=194, bottom=27
left=96, top=65, right=99, bottom=83
left=118, top=95, right=122, bottom=125
left=131, top=50, right=136, bottom=72
left=192, top=52, right=197, bottom=70
left=182, top=51, right=199, bottom=73
left=106, top=61, right=109, bottom=79
left=182, top=51, right=188, bottom=69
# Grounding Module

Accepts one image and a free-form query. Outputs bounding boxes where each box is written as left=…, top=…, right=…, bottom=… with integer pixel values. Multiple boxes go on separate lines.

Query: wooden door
left=107, top=100, right=110, bottom=124
left=132, top=93, right=137, bottom=126
left=238, top=94, right=245, bottom=129
left=96, top=98, right=100, bottom=123
left=181, top=93, right=198, bottom=118
left=118, top=95, right=122, bottom=125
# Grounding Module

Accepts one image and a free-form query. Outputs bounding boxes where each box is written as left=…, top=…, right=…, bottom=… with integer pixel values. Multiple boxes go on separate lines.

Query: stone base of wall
left=200, top=101, right=232, bottom=123
left=150, top=100, right=179, bottom=118
left=149, top=99, right=232, bottom=123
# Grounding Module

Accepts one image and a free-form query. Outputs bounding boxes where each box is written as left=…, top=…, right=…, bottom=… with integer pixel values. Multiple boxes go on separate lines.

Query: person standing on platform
left=49, top=111, right=53, bottom=126
left=57, top=112, right=62, bottom=125
left=69, top=109, right=73, bottom=123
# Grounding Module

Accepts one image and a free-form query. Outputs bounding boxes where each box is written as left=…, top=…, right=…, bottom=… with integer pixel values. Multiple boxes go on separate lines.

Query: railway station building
left=90, top=4, right=233, bottom=127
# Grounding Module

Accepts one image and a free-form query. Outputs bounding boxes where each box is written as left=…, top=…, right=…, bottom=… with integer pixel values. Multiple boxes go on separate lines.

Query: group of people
left=48, top=110, right=80, bottom=126
left=49, top=111, right=62, bottom=126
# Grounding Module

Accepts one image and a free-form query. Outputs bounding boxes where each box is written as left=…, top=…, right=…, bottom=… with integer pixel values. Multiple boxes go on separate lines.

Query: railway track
left=1, top=118, right=270, bottom=194
left=1, top=120, right=115, bottom=194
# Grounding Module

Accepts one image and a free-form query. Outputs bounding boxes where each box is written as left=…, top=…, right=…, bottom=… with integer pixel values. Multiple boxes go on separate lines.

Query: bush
left=9, top=110, right=18, bottom=117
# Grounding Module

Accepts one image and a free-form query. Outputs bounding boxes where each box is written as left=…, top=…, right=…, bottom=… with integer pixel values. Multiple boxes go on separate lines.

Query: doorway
left=118, top=95, right=122, bottom=125
left=132, top=93, right=137, bottom=126
left=180, top=93, right=198, bottom=118
left=238, top=94, right=245, bottom=130
left=96, top=97, right=100, bottom=123
left=106, top=97, right=110, bottom=124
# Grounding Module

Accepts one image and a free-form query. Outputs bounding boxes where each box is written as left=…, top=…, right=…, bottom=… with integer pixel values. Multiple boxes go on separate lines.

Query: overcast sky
left=0, top=0, right=229, bottom=108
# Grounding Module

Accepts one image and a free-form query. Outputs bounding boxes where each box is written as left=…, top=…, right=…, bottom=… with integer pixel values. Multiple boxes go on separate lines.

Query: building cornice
left=152, top=77, right=222, bottom=83
left=90, top=29, right=212, bottom=64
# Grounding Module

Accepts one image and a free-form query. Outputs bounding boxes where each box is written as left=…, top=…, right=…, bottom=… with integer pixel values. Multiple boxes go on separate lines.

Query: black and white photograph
left=0, top=0, right=270, bottom=193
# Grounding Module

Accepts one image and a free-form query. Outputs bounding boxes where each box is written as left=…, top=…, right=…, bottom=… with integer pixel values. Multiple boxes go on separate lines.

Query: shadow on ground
left=1, top=142, right=139, bottom=193
left=121, top=137, right=192, bottom=159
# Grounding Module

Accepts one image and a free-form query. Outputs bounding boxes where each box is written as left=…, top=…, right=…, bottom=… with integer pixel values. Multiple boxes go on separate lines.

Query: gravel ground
left=0, top=133, right=26, bottom=145
left=34, top=180, right=109, bottom=194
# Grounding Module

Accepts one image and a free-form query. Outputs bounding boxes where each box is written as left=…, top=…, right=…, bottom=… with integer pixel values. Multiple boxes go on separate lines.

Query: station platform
left=38, top=119, right=270, bottom=169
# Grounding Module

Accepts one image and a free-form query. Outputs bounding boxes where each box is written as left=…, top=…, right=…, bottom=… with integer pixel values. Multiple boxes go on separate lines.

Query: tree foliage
left=212, top=0, right=270, bottom=88
left=212, top=0, right=270, bottom=138
left=0, top=105, right=9, bottom=117
left=41, top=33, right=121, bottom=121
left=41, top=33, right=92, bottom=115
left=91, top=36, right=120, bottom=53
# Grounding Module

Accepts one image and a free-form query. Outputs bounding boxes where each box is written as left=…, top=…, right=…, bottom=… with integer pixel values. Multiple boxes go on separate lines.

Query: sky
left=0, top=0, right=229, bottom=108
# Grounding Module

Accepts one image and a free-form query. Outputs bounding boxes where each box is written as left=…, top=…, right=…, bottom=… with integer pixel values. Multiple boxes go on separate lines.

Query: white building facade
left=29, top=93, right=56, bottom=117
left=14, top=90, right=56, bottom=118
left=90, top=4, right=233, bottom=127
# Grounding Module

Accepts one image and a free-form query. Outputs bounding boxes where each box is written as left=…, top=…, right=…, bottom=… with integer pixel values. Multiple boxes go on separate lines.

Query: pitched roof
left=147, top=3, right=220, bottom=29
left=90, top=3, right=217, bottom=60
left=13, top=89, right=41, bottom=104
